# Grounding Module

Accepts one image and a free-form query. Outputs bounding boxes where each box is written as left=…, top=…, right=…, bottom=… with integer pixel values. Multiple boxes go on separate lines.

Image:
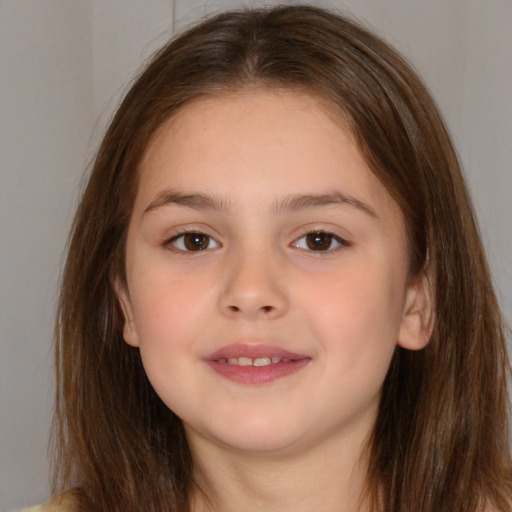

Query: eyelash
left=292, top=229, right=351, bottom=253
left=165, top=229, right=221, bottom=252
left=164, top=229, right=351, bottom=253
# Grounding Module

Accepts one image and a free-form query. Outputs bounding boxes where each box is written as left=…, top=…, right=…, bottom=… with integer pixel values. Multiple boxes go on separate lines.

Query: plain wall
left=1, top=0, right=510, bottom=509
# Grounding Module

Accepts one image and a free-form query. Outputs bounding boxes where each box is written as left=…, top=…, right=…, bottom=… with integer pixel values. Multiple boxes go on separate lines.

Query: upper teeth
left=217, top=356, right=290, bottom=366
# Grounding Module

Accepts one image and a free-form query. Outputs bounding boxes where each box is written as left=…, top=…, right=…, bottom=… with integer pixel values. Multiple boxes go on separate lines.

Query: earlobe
left=397, top=272, right=434, bottom=351
left=123, top=318, right=139, bottom=347
left=115, top=280, right=140, bottom=347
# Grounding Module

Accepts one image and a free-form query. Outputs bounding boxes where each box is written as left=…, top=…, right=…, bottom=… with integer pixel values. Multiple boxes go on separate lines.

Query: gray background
left=1, top=0, right=511, bottom=509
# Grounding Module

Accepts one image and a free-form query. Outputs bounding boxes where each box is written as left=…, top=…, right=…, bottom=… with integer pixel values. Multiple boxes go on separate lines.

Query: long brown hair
left=53, top=5, right=512, bottom=511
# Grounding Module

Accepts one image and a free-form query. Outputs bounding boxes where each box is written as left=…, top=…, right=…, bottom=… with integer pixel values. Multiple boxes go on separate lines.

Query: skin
left=118, top=89, right=432, bottom=512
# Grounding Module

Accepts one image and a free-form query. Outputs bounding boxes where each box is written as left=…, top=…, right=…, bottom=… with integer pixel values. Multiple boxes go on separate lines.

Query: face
left=119, top=89, right=431, bottom=457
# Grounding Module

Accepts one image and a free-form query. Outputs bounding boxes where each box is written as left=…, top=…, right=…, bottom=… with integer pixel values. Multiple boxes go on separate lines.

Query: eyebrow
left=273, top=192, right=378, bottom=218
left=144, top=189, right=232, bottom=214
left=144, top=189, right=377, bottom=218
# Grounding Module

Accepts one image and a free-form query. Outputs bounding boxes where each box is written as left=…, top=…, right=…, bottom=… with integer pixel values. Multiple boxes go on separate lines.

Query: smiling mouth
left=206, top=344, right=311, bottom=385
left=216, top=356, right=293, bottom=366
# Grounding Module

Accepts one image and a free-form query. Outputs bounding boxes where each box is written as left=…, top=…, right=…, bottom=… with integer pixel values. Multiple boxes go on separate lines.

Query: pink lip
left=205, top=343, right=311, bottom=385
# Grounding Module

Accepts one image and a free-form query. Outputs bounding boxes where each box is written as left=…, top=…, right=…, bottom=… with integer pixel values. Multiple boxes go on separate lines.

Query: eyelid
left=164, top=227, right=222, bottom=252
left=160, top=225, right=351, bottom=254
left=290, top=228, right=352, bottom=252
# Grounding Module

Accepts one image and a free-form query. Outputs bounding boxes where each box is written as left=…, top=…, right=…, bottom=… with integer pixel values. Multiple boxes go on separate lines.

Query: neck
left=187, top=426, right=373, bottom=512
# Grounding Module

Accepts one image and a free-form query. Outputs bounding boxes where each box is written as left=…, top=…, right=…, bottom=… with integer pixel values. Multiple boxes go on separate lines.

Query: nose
left=218, top=249, right=288, bottom=321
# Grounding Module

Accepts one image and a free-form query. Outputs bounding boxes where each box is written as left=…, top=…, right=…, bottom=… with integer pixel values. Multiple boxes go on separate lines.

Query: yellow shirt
left=21, top=492, right=76, bottom=512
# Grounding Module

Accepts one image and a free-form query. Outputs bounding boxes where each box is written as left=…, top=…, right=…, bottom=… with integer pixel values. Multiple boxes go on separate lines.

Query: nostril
left=226, top=304, right=274, bottom=314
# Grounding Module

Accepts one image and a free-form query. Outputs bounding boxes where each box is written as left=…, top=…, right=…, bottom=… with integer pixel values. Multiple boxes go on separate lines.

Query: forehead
left=141, top=88, right=349, bottom=167
left=135, top=88, right=399, bottom=219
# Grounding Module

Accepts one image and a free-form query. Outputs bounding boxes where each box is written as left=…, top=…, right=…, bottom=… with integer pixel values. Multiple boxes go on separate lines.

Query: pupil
left=184, top=233, right=208, bottom=251
left=306, top=233, right=331, bottom=251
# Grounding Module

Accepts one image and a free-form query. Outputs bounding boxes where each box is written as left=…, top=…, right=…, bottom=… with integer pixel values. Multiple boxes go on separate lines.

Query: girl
left=35, top=4, right=512, bottom=512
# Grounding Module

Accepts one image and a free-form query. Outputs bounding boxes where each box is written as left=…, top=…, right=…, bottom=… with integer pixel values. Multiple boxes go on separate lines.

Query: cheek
left=296, top=256, right=406, bottom=360
left=127, top=270, right=211, bottom=409
left=128, top=262, right=214, bottom=357
left=130, top=251, right=215, bottom=318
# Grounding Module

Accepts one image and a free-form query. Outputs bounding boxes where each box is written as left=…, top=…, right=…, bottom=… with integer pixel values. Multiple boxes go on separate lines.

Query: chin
left=186, top=414, right=308, bottom=456
left=215, top=433, right=302, bottom=456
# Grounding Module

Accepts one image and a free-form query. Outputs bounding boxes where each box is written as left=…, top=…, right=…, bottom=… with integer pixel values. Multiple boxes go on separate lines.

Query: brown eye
left=184, top=233, right=209, bottom=251
left=169, top=232, right=220, bottom=252
left=293, top=231, right=348, bottom=252
left=306, top=232, right=333, bottom=251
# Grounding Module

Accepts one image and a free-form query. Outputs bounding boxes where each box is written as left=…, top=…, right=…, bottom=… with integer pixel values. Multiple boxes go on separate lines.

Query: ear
left=397, top=272, right=434, bottom=351
left=115, top=280, right=140, bottom=347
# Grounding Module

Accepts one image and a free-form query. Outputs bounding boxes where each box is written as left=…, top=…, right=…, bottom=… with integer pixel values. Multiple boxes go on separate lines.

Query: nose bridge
left=218, top=241, right=288, bottom=319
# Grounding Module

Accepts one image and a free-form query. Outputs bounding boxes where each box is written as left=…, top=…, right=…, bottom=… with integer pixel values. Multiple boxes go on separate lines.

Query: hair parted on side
left=53, top=5, right=512, bottom=511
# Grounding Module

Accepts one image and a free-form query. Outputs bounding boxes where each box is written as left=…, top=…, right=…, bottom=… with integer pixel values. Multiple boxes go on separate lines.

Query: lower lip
left=206, top=358, right=310, bottom=385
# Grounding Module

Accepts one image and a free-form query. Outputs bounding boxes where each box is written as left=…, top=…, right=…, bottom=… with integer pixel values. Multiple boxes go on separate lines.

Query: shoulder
left=22, top=491, right=78, bottom=512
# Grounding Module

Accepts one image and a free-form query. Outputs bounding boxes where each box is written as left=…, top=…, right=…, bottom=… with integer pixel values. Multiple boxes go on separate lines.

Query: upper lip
left=206, top=343, right=309, bottom=361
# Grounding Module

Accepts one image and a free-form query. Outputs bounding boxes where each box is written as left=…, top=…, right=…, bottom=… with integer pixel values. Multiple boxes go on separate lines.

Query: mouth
left=205, top=343, right=311, bottom=385
left=216, top=356, right=294, bottom=366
